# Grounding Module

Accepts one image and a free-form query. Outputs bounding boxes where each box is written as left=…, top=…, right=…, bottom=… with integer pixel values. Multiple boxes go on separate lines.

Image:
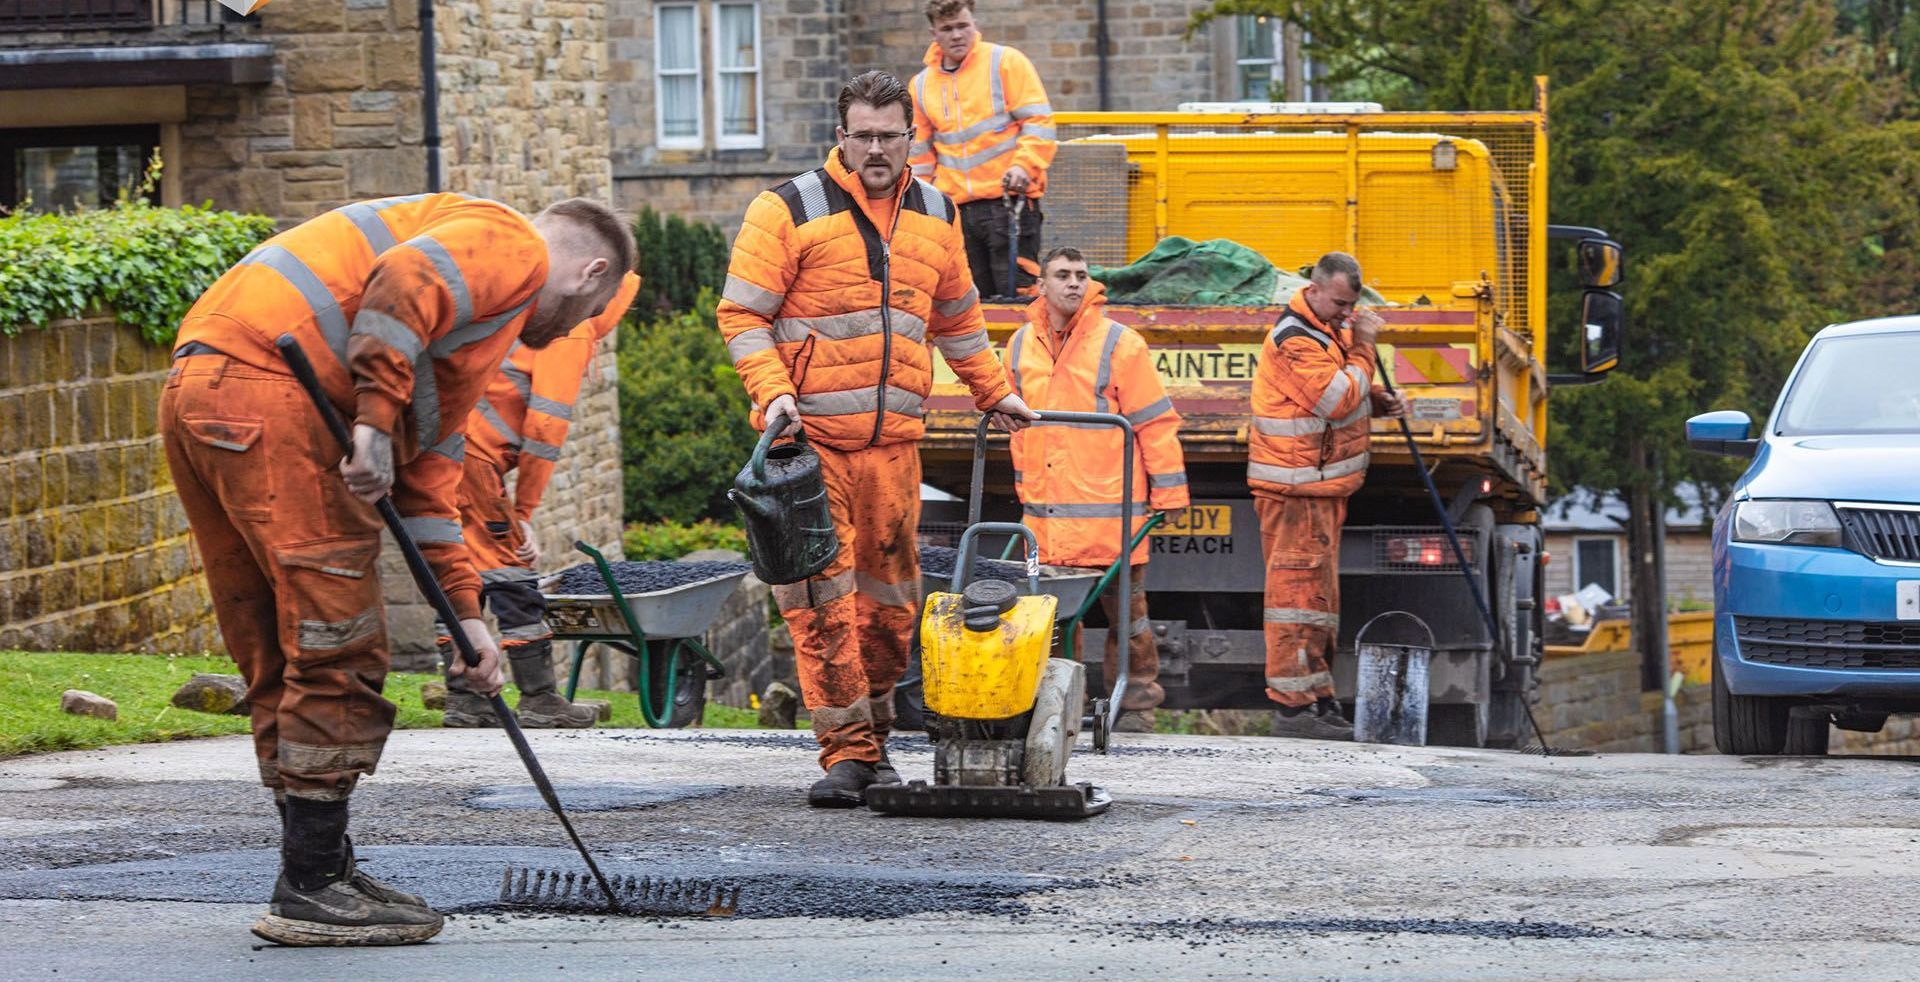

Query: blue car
left=1687, top=317, right=1920, bottom=755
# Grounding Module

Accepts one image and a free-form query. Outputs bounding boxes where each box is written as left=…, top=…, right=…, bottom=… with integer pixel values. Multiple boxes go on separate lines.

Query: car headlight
left=1732, top=500, right=1843, bottom=547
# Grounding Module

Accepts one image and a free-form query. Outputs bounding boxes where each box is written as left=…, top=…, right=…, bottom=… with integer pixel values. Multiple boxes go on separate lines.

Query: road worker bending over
left=909, top=0, right=1056, bottom=299
left=1005, top=247, right=1189, bottom=733
left=439, top=271, right=641, bottom=730
left=719, top=70, right=1037, bottom=808
left=1248, top=252, right=1407, bottom=741
left=162, top=193, right=633, bottom=945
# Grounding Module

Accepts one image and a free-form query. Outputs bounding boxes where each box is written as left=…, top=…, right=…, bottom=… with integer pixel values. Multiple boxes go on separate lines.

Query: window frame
left=653, top=2, right=704, bottom=151
left=1233, top=14, right=1279, bottom=101
left=709, top=0, right=764, bottom=150
left=1, top=124, right=159, bottom=211
left=1571, top=535, right=1621, bottom=601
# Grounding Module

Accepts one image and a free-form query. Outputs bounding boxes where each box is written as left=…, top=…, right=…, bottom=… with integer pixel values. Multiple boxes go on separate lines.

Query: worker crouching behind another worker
left=1005, top=248, right=1188, bottom=733
left=1248, top=252, right=1407, bottom=741
left=717, top=70, right=1037, bottom=808
left=161, top=194, right=634, bottom=945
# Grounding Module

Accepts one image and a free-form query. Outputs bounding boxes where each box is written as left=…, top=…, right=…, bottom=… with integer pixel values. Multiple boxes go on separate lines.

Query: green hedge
left=618, top=290, right=761, bottom=524
left=0, top=199, right=274, bottom=345
left=622, top=519, right=749, bottom=561
left=631, top=204, right=731, bottom=317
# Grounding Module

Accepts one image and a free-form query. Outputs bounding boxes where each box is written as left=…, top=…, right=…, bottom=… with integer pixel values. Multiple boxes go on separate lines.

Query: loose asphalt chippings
left=918, top=546, right=1027, bottom=584
left=1305, top=787, right=1540, bottom=805
left=549, top=561, right=751, bottom=597
left=464, top=783, right=729, bottom=812
left=1125, top=916, right=1618, bottom=946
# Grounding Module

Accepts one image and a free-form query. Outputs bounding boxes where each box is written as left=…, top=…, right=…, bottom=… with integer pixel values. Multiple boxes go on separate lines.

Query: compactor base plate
left=863, top=779, right=1110, bottom=820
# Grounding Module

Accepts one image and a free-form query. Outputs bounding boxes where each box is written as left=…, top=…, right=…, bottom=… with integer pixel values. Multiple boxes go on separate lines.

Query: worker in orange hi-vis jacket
left=1247, top=251, right=1408, bottom=742
left=439, top=271, right=641, bottom=731
left=1004, top=247, right=1189, bottom=735
left=161, top=193, right=633, bottom=946
left=718, top=71, right=1037, bottom=809
left=909, top=0, right=1056, bottom=299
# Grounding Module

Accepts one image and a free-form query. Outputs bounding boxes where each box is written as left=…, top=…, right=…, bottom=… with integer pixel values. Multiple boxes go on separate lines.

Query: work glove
left=340, top=423, right=395, bottom=503
left=763, top=393, right=802, bottom=438
left=448, top=618, right=505, bottom=696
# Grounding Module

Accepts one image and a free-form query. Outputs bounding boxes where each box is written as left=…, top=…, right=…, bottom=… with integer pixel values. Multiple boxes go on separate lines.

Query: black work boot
left=251, top=796, right=444, bottom=946
left=872, top=747, right=901, bottom=785
left=807, top=760, right=880, bottom=808
left=1270, top=702, right=1355, bottom=742
left=509, top=641, right=596, bottom=729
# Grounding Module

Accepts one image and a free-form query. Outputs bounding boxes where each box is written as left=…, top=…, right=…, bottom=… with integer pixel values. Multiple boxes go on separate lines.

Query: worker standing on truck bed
left=439, top=271, right=641, bottom=730
left=718, top=70, right=1038, bottom=808
left=161, top=193, right=633, bottom=945
left=909, top=0, right=1056, bottom=300
left=1248, top=252, right=1407, bottom=741
left=1006, top=247, right=1189, bottom=733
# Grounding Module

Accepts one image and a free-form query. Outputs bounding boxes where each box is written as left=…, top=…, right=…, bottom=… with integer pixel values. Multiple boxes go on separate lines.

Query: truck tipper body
left=919, top=82, right=1624, bottom=747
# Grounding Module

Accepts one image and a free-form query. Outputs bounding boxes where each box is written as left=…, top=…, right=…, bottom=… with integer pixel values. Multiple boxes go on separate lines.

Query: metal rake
left=498, top=865, right=741, bottom=917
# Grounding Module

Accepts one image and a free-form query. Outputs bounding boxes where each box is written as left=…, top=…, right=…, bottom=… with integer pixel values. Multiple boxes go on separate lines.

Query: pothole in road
left=0, top=845, right=1084, bottom=920
left=464, top=783, right=729, bottom=812
left=1305, top=787, right=1538, bottom=805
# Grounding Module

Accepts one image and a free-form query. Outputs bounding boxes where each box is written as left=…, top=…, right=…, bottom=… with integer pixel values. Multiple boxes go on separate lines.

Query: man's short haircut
left=837, top=70, right=914, bottom=132
left=1310, top=251, right=1362, bottom=292
left=1043, top=246, right=1085, bottom=267
left=539, top=198, right=637, bottom=274
left=924, top=0, right=975, bottom=23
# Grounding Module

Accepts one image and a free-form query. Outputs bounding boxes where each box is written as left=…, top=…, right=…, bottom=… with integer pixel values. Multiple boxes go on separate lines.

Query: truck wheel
left=1711, top=643, right=1791, bottom=754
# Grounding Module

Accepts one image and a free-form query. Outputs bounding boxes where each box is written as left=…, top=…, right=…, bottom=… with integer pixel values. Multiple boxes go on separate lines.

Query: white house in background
left=1543, top=485, right=1716, bottom=612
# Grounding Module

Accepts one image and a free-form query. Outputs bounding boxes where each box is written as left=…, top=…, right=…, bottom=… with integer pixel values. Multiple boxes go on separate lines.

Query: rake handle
left=274, top=334, right=623, bottom=911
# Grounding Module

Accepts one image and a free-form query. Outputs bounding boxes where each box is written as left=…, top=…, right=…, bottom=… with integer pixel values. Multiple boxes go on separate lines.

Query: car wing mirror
left=1686, top=410, right=1759, bottom=458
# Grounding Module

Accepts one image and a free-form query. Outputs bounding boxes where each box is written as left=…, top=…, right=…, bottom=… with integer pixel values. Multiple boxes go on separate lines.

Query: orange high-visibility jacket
left=1007, top=283, right=1189, bottom=568
left=716, top=151, right=1014, bottom=450
left=173, top=193, right=549, bottom=619
left=909, top=39, right=1056, bottom=206
left=1247, top=290, right=1378, bottom=498
left=467, top=271, right=639, bottom=523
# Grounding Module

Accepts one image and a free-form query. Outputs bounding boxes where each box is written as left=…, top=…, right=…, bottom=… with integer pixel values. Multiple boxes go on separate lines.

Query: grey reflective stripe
left=502, top=362, right=532, bottom=400
left=1335, top=395, right=1371, bottom=428
left=1126, top=396, right=1173, bottom=426
left=914, top=72, right=930, bottom=133
left=789, top=169, right=831, bottom=224
left=1008, top=325, right=1028, bottom=395
left=474, top=397, right=519, bottom=444
left=1010, top=102, right=1053, bottom=120
left=240, top=246, right=348, bottom=364
left=797, top=386, right=925, bottom=418
left=429, top=296, right=532, bottom=358
left=1312, top=367, right=1355, bottom=419
left=1247, top=452, right=1370, bottom=486
left=1255, top=415, right=1329, bottom=438
left=933, top=111, right=1013, bottom=144
left=409, top=350, right=439, bottom=448
left=336, top=202, right=398, bottom=255
left=348, top=309, right=423, bottom=361
left=521, top=437, right=562, bottom=461
left=400, top=516, right=463, bottom=544
left=933, top=329, right=991, bottom=361
left=911, top=163, right=936, bottom=178
left=771, top=569, right=856, bottom=610
left=1093, top=322, right=1122, bottom=413
left=527, top=394, right=573, bottom=420
left=1022, top=501, right=1150, bottom=518
left=427, top=431, right=465, bottom=461
left=909, top=139, right=931, bottom=157
left=914, top=179, right=950, bottom=222
left=854, top=571, right=919, bottom=607
left=771, top=308, right=925, bottom=344
left=935, top=286, right=979, bottom=317
left=480, top=567, right=537, bottom=585
left=1265, top=607, right=1341, bottom=629
left=1267, top=671, right=1335, bottom=692
left=501, top=622, right=552, bottom=641
left=727, top=327, right=776, bottom=362
left=1021, top=125, right=1057, bottom=141
left=722, top=275, right=784, bottom=317
left=989, top=45, right=1005, bottom=116
left=1149, top=471, right=1188, bottom=488
left=297, top=608, right=381, bottom=651
left=406, top=235, right=473, bottom=329
left=1272, top=319, right=1334, bottom=348
left=935, top=133, right=1019, bottom=170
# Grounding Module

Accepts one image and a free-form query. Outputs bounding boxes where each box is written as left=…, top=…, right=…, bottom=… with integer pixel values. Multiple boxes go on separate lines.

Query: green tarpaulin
left=1090, top=237, right=1386, bottom=306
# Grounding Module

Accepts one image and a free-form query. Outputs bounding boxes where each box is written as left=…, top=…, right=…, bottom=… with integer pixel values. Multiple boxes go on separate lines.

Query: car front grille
left=1838, top=505, right=1920, bottom=563
left=1736, top=616, right=1920, bottom=670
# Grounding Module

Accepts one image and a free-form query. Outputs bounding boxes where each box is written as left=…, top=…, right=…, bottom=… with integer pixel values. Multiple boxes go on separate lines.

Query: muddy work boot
left=509, top=641, right=596, bottom=729
left=872, top=747, right=902, bottom=785
left=251, top=796, right=444, bottom=947
left=807, top=759, right=880, bottom=808
left=1270, top=701, right=1355, bottom=742
left=1113, top=709, right=1157, bottom=734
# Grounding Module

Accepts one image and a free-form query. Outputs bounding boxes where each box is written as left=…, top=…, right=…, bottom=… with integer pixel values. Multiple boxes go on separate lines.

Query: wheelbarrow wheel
left=893, top=630, right=928, bottom=732
left=641, top=639, right=707, bottom=729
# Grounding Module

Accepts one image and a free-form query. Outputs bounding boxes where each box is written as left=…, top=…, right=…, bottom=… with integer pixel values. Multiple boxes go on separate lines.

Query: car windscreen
left=1776, top=331, right=1920, bottom=435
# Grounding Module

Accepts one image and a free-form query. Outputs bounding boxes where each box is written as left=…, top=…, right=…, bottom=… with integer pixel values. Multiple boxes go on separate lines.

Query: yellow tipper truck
left=920, top=80, right=1627, bottom=747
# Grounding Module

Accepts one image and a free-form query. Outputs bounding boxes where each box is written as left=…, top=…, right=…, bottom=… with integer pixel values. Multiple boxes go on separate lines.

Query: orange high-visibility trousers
left=1255, top=493, right=1347, bottom=709
left=1054, top=565, right=1163, bottom=711
left=161, top=354, right=396, bottom=800
left=771, top=442, right=921, bottom=771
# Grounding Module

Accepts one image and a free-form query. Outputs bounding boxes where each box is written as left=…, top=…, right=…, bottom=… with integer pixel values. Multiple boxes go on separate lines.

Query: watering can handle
left=749, top=412, right=805, bottom=482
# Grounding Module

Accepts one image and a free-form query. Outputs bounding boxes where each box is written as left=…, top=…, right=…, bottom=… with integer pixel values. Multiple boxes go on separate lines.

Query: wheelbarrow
left=541, top=541, right=750, bottom=728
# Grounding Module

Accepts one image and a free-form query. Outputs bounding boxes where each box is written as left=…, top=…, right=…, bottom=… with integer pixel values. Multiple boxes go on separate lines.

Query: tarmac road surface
left=2, top=728, right=1917, bottom=980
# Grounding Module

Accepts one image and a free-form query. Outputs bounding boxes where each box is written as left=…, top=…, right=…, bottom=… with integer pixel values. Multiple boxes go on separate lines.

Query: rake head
left=498, top=865, right=741, bottom=917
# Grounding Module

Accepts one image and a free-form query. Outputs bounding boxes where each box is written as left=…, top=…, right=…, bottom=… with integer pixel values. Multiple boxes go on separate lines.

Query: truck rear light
left=1384, top=535, right=1450, bottom=566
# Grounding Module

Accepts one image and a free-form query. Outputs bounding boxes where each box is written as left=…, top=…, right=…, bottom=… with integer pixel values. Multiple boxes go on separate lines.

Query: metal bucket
left=1352, top=611, right=1435, bottom=747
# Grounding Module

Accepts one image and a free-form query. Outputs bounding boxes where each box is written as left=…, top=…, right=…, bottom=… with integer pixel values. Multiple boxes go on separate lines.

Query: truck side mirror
left=1685, top=410, right=1759, bottom=458
left=1578, top=239, right=1623, bottom=288
left=1579, top=289, right=1623, bottom=375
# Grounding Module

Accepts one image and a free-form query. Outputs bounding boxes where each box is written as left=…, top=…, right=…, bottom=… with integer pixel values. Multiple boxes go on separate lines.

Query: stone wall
left=0, top=319, right=219, bottom=655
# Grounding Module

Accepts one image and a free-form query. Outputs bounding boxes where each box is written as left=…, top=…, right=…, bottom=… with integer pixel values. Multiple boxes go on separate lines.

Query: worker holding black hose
left=1005, top=247, right=1189, bottom=734
left=161, top=193, right=632, bottom=945
left=1248, top=252, right=1407, bottom=741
